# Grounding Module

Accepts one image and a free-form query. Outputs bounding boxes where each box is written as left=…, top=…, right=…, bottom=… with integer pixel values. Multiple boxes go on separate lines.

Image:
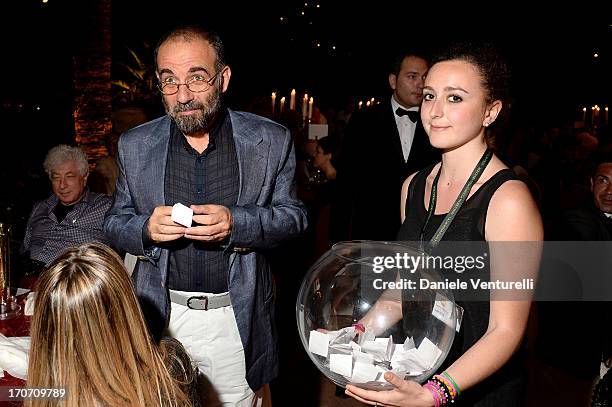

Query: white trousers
left=167, top=290, right=269, bottom=407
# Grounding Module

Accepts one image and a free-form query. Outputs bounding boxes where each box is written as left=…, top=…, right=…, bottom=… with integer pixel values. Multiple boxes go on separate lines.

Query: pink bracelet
left=423, top=382, right=441, bottom=407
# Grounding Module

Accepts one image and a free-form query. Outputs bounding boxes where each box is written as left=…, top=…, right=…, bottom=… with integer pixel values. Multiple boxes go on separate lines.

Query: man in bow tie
left=336, top=51, right=438, bottom=241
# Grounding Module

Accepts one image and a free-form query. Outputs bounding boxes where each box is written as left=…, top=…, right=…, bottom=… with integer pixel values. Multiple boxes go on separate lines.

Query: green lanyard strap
left=420, top=149, right=493, bottom=250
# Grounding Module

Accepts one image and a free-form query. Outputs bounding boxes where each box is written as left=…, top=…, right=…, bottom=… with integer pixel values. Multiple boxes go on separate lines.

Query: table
left=0, top=282, right=34, bottom=407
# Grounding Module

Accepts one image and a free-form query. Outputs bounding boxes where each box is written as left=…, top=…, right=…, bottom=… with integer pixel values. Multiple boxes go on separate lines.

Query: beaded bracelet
left=423, top=382, right=441, bottom=407
left=424, top=373, right=460, bottom=405
left=431, top=379, right=449, bottom=404
left=435, top=375, right=456, bottom=400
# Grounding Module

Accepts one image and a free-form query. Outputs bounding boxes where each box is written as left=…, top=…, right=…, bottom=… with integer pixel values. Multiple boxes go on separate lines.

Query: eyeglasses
left=157, top=70, right=223, bottom=95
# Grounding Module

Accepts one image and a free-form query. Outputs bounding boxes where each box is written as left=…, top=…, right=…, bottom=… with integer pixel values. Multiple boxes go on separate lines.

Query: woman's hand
left=345, top=372, right=434, bottom=407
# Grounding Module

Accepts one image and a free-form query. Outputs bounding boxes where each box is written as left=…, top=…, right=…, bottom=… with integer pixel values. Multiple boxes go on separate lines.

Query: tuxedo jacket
left=561, top=203, right=612, bottom=241
left=104, top=111, right=307, bottom=390
left=337, top=99, right=438, bottom=241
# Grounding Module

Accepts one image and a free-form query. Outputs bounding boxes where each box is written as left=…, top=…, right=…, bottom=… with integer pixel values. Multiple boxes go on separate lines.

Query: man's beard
left=165, top=86, right=221, bottom=135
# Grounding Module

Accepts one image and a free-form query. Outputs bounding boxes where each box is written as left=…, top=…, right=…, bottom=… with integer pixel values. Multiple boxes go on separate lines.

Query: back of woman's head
left=26, top=243, right=191, bottom=407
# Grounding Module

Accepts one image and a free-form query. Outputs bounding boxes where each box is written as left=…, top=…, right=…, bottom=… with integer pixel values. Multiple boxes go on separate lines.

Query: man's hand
left=185, top=204, right=233, bottom=242
left=147, top=205, right=187, bottom=243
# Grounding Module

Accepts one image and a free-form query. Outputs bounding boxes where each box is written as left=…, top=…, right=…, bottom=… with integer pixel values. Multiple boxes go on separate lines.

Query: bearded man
left=104, top=25, right=307, bottom=407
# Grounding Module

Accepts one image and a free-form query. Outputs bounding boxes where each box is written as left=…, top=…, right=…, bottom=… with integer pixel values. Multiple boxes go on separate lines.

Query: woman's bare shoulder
left=486, top=179, right=543, bottom=241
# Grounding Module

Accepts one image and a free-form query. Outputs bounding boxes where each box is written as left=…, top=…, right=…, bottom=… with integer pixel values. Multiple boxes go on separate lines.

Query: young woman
left=25, top=243, right=198, bottom=407
left=346, top=43, right=543, bottom=406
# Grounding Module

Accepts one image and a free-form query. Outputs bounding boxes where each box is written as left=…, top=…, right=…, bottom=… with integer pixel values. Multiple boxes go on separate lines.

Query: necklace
left=419, top=149, right=493, bottom=250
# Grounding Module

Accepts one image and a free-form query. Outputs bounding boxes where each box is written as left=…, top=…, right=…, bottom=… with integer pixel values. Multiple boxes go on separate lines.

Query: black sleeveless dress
left=396, top=163, right=527, bottom=407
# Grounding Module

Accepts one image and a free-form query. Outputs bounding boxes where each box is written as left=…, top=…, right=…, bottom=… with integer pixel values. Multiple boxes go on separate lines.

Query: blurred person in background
left=20, top=144, right=112, bottom=274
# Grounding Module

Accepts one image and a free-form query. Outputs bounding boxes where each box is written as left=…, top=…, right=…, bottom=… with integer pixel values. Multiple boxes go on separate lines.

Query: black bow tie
left=395, top=107, right=419, bottom=123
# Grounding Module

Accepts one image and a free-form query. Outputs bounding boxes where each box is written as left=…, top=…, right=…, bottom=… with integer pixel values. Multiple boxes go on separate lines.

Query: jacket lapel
left=385, top=102, right=404, bottom=161
left=141, top=117, right=171, bottom=210
left=229, top=110, right=269, bottom=205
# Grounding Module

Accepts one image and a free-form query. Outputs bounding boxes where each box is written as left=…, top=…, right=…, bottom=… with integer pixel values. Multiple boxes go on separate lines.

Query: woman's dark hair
left=432, top=42, right=510, bottom=105
left=317, top=136, right=337, bottom=155
left=317, top=136, right=339, bottom=169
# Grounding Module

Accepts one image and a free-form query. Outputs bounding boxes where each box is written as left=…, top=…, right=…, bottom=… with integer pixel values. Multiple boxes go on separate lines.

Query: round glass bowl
left=296, top=241, right=456, bottom=390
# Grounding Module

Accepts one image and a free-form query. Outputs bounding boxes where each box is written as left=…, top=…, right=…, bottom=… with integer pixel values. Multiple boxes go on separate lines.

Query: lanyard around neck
left=420, top=149, right=493, bottom=250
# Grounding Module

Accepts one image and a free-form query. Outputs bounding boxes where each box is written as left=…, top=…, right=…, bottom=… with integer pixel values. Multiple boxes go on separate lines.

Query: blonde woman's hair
left=25, top=243, right=193, bottom=407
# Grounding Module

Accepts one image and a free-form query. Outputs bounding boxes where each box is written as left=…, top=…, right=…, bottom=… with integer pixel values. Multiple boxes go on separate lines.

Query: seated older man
left=21, top=144, right=112, bottom=273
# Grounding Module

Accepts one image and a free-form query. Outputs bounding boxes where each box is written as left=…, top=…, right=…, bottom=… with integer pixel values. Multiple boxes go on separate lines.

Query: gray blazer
left=104, top=110, right=307, bottom=390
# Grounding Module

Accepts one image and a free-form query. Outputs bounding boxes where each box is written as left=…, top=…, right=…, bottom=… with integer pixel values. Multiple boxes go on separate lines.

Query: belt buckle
left=187, top=295, right=209, bottom=310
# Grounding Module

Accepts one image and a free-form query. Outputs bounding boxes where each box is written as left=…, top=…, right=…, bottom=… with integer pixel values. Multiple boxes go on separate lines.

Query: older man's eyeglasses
left=157, top=70, right=223, bottom=95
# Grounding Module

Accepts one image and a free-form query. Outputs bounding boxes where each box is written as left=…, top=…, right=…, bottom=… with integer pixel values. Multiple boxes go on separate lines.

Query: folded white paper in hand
left=171, top=203, right=193, bottom=227
left=0, top=334, right=30, bottom=380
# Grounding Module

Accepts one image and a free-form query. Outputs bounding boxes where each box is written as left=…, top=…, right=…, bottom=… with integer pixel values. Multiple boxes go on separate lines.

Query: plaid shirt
left=22, top=189, right=112, bottom=265
left=165, top=108, right=240, bottom=293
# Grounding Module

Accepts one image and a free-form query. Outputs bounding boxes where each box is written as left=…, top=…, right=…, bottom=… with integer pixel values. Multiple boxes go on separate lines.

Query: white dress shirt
left=391, top=96, right=419, bottom=162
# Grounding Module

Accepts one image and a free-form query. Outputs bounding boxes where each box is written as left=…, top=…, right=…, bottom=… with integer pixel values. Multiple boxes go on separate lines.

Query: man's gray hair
left=43, top=144, right=89, bottom=176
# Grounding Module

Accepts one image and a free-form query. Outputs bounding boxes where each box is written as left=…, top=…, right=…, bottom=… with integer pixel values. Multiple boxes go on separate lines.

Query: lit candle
left=366, top=100, right=371, bottom=107
left=271, top=92, right=276, bottom=116
left=290, top=89, right=296, bottom=110
left=592, top=106, right=596, bottom=123
left=280, top=97, right=286, bottom=113
left=582, top=107, right=586, bottom=122
left=358, top=101, right=363, bottom=110
left=595, top=105, right=601, bottom=125
left=302, top=94, right=308, bottom=121
left=308, top=97, right=314, bottom=120
left=606, top=107, right=609, bottom=125
left=371, top=97, right=375, bottom=106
